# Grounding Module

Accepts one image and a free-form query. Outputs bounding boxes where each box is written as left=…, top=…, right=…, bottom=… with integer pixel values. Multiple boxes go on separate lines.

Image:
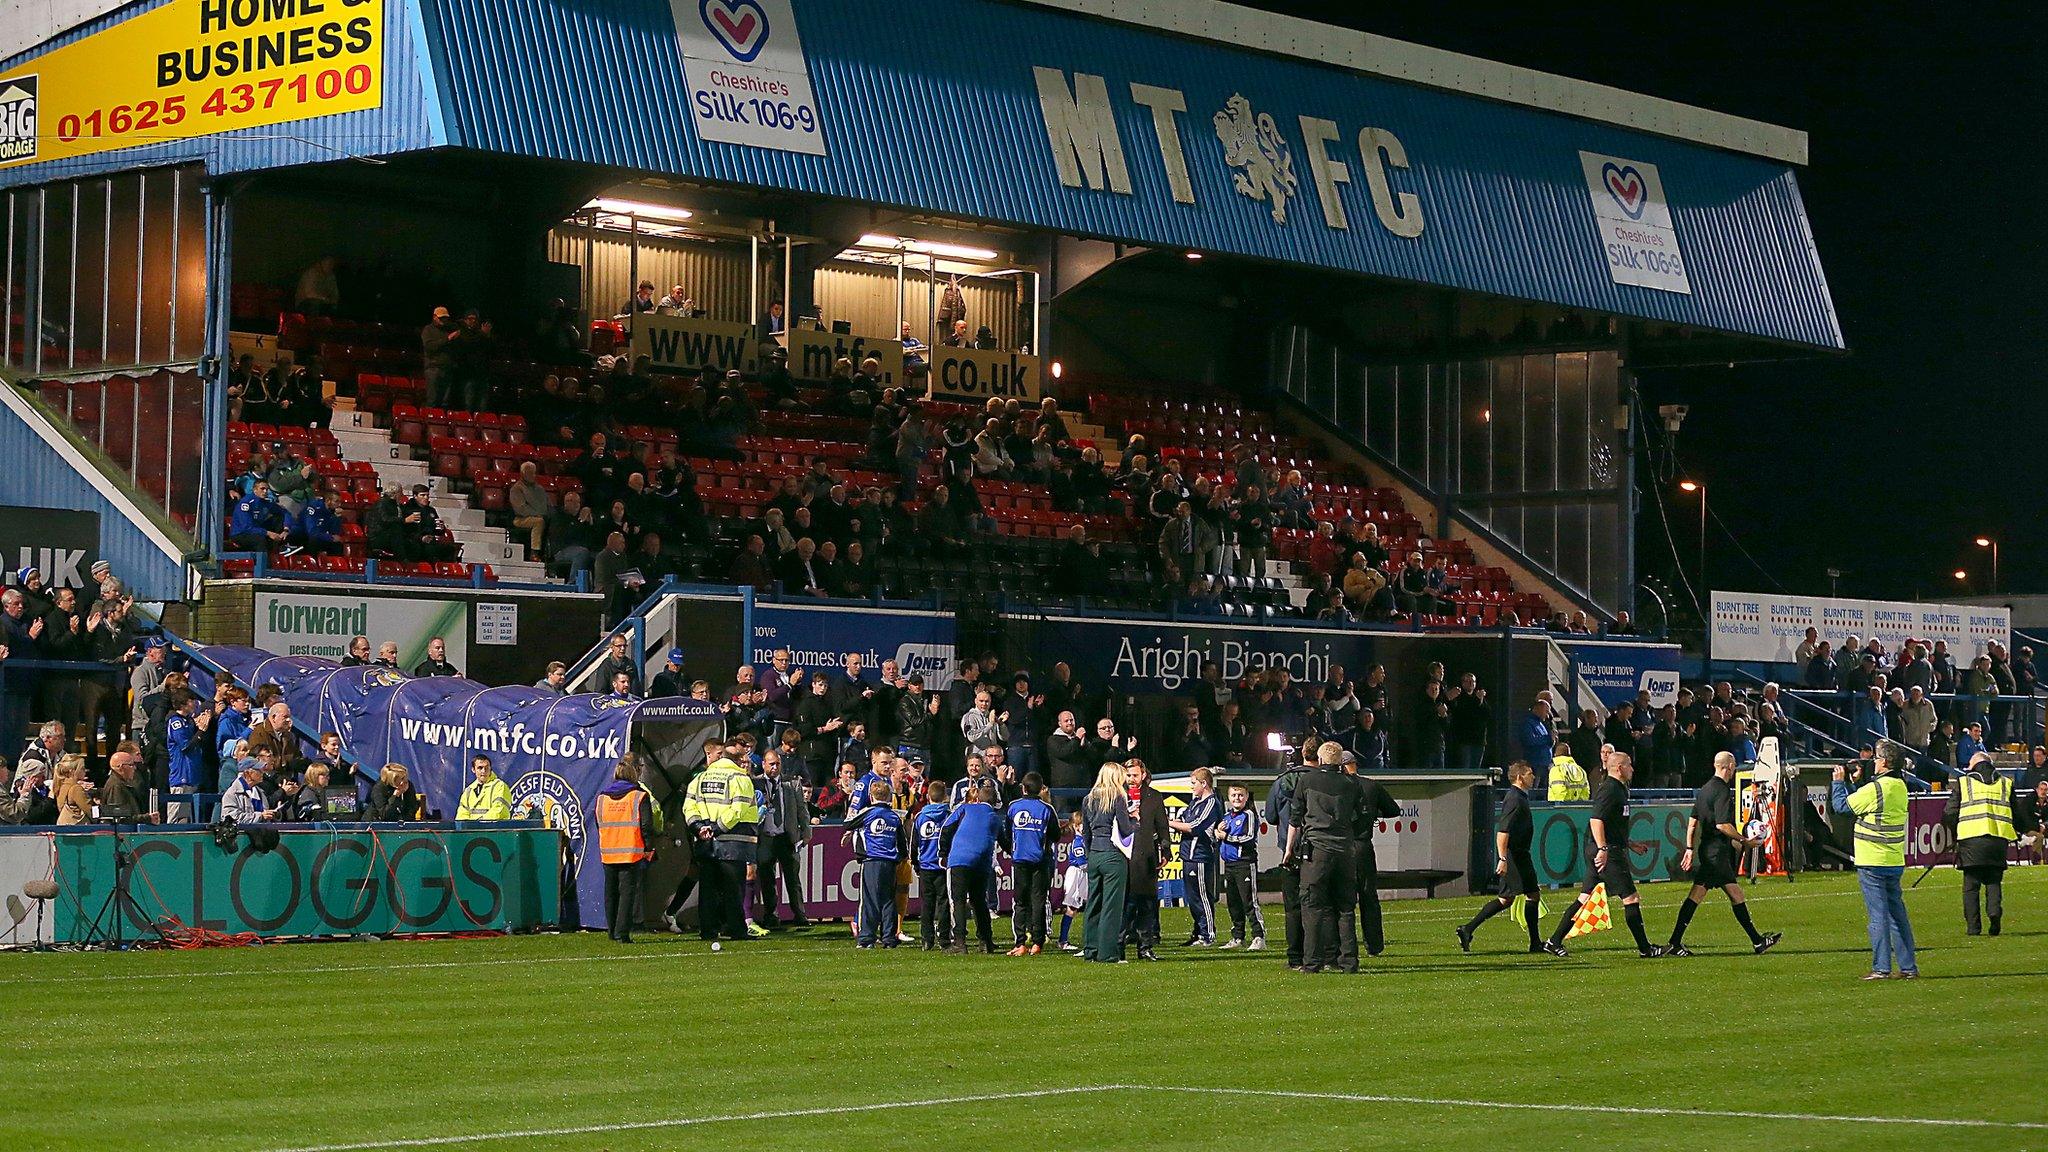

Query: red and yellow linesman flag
left=0, top=0, right=385, bottom=171
left=1565, top=883, right=1612, bottom=939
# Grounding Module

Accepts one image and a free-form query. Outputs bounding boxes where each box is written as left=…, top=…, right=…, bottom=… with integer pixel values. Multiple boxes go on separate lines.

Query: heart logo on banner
left=700, top=0, right=770, bottom=62
left=1601, top=162, right=1648, bottom=220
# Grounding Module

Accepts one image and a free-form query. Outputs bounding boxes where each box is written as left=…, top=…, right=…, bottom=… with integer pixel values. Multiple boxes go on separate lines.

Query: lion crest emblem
left=1213, top=94, right=1299, bottom=224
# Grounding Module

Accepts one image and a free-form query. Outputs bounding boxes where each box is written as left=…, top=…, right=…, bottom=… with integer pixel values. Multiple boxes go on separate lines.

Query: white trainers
left=1220, top=938, right=1242, bottom=950
left=1187, top=938, right=1213, bottom=948
left=1247, top=937, right=1266, bottom=952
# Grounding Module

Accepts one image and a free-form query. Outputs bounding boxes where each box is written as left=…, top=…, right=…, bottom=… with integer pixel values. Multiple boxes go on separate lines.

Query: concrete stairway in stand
left=328, top=407, right=550, bottom=583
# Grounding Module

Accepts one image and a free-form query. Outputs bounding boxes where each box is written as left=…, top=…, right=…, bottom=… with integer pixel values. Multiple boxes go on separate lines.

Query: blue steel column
left=197, top=181, right=234, bottom=560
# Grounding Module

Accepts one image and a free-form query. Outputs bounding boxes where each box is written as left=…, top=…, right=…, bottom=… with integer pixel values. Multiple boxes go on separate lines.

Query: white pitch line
left=1138, top=1084, right=2048, bottom=1131
left=258, top=1085, right=1130, bottom=1152
left=252, top=1080, right=2048, bottom=1151
left=0, top=939, right=857, bottom=986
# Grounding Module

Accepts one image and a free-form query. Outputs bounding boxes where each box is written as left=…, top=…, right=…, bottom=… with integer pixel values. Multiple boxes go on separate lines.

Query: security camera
left=1657, top=404, right=1689, bottom=432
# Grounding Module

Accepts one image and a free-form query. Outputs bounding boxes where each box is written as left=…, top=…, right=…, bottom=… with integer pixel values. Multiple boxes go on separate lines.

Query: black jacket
left=1289, top=766, right=1368, bottom=853
left=1127, top=785, right=1172, bottom=889
left=368, top=782, right=423, bottom=822
left=793, top=695, right=840, bottom=768
left=1046, top=731, right=1090, bottom=790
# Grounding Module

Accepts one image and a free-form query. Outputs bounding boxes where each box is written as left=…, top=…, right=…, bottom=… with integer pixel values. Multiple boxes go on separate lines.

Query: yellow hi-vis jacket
left=1956, top=773, right=2016, bottom=843
left=1547, top=754, right=1591, bottom=802
left=456, top=774, right=514, bottom=821
left=684, top=758, right=759, bottom=857
left=1848, top=775, right=1909, bottom=867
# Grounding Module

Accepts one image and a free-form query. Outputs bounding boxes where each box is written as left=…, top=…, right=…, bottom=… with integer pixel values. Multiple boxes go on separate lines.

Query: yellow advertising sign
left=788, top=327, right=904, bottom=388
left=928, top=344, right=1043, bottom=403
left=0, top=0, right=384, bottom=171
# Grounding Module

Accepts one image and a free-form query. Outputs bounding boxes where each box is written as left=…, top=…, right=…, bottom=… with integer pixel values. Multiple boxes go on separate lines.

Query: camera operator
left=1264, top=737, right=1310, bottom=967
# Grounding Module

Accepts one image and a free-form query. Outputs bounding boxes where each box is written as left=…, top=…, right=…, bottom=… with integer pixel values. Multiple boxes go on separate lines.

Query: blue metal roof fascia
left=420, top=0, right=1839, bottom=350
left=0, top=0, right=445, bottom=189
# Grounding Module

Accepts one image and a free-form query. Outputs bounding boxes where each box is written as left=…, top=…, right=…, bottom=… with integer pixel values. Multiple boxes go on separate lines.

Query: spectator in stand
left=220, top=757, right=272, bottom=824
left=292, top=493, right=341, bottom=557
left=1961, top=655, right=1997, bottom=731
left=412, top=637, right=461, bottom=678
left=1988, top=641, right=2018, bottom=744
left=1794, top=626, right=1821, bottom=672
left=776, top=537, right=828, bottom=597
left=50, top=755, right=92, bottom=825
left=229, top=479, right=291, bottom=553
left=1393, top=551, right=1442, bottom=617
left=592, top=531, right=639, bottom=619
left=1518, top=698, right=1555, bottom=788
left=1342, top=552, right=1393, bottom=619
left=368, top=763, right=423, bottom=821
left=1805, top=641, right=1837, bottom=689
left=420, top=306, right=463, bottom=408
left=1158, top=500, right=1217, bottom=586
left=534, top=661, right=570, bottom=695
left=374, top=642, right=401, bottom=669
left=340, top=636, right=371, bottom=668
left=546, top=490, right=600, bottom=578
left=100, top=742, right=153, bottom=823
left=508, top=462, right=551, bottom=560
left=1899, top=686, right=1938, bottom=753
left=246, top=702, right=308, bottom=777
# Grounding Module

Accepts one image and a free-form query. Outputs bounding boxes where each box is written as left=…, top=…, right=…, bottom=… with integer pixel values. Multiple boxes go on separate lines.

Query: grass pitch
left=5, top=868, right=2044, bottom=1151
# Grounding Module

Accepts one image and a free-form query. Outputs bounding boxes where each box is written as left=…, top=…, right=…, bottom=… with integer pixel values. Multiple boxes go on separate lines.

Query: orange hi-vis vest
left=597, top=790, right=651, bottom=864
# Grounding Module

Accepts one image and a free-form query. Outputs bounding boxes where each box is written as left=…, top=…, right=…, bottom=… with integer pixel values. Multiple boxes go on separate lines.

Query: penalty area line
left=1138, top=1084, right=2048, bottom=1131
left=257, top=1085, right=1132, bottom=1151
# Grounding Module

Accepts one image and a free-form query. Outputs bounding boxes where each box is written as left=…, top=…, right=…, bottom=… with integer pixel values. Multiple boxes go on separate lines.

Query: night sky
left=1245, top=3, right=2047, bottom=607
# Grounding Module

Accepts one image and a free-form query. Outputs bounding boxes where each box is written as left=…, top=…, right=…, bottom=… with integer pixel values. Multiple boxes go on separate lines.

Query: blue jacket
left=1178, top=792, right=1222, bottom=861
left=1219, top=807, right=1259, bottom=864
left=1518, top=713, right=1554, bottom=768
left=298, top=498, right=339, bottom=544
left=165, top=713, right=203, bottom=790
left=941, top=801, right=999, bottom=868
left=1003, top=797, right=1057, bottom=864
left=912, top=801, right=950, bottom=870
left=215, top=706, right=252, bottom=758
left=856, top=805, right=904, bottom=862
left=230, top=492, right=280, bottom=539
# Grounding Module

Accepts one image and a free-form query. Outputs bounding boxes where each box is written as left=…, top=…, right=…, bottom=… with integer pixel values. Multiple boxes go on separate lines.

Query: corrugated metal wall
left=422, top=0, right=1840, bottom=350
left=546, top=225, right=755, bottom=322
left=0, top=383, right=188, bottom=601
left=813, top=262, right=1020, bottom=348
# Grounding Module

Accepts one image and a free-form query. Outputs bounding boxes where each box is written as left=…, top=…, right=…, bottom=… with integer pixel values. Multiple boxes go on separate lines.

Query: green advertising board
left=1527, top=803, right=1692, bottom=887
left=47, top=827, right=560, bottom=943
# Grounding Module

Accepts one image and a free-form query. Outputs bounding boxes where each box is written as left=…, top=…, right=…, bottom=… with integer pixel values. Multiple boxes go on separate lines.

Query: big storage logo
left=0, top=77, right=36, bottom=163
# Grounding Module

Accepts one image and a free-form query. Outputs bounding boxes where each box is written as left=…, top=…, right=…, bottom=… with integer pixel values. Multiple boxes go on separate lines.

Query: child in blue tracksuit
left=910, top=780, right=954, bottom=950
left=940, top=779, right=1000, bottom=953
left=854, top=781, right=904, bottom=948
left=1218, top=784, right=1266, bottom=949
left=1002, top=774, right=1058, bottom=953
left=1169, top=767, right=1223, bottom=946
left=1056, top=808, right=1087, bottom=950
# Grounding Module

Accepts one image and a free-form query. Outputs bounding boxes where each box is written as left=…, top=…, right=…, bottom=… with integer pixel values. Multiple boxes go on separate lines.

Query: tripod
left=78, top=828, right=146, bottom=950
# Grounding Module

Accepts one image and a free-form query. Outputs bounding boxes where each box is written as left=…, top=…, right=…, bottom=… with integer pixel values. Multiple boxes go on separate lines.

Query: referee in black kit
left=1458, top=760, right=1542, bottom=953
left=1283, top=744, right=1368, bottom=973
left=1666, top=751, right=1782, bottom=956
left=1543, top=751, right=1665, bottom=958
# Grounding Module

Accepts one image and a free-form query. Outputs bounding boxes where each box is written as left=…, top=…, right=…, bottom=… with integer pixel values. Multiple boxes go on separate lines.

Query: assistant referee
left=1457, top=761, right=1541, bottom=953
left=1543, top=752, right=1664, bottom=958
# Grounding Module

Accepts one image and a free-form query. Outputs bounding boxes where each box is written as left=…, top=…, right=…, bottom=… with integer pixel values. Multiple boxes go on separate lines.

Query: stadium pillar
left=198, top=180, right=235, bottom=561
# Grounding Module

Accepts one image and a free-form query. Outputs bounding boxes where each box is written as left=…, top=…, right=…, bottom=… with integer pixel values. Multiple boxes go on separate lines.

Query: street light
left=1954, top=569, right=1969, bottom=584
left=1974, top=536, right=1999, bottom=594
left=1678, top=480, right=1706, bottom=590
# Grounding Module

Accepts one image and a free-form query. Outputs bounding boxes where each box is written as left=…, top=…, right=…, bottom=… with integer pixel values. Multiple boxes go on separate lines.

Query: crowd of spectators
left=1791, top=630, right=2040, bottom=758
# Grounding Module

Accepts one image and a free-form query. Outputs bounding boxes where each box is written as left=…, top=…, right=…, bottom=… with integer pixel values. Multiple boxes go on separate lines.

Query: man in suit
left=1157, top=499, right=1217, bottom=584
left=754, top=749, right=810, bottom=929
left=1121, top=758, right=1173, bottom=961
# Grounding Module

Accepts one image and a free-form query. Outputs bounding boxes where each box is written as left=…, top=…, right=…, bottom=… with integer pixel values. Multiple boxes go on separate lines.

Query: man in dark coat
left=1120, top=759, right=1173, bottom=960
